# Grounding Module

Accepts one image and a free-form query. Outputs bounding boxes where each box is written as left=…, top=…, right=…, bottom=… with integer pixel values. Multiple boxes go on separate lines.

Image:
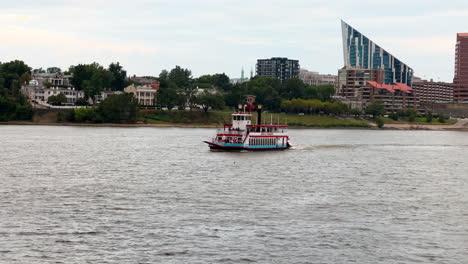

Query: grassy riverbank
left=139, top=110, right=370, bottom=128
left=3, top=109, right=466, bottom=130
left=381, top=117, right=457, bottom=125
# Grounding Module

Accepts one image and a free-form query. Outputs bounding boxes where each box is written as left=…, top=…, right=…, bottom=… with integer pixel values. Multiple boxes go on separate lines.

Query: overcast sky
left=1, top=0, right=467, bottom=81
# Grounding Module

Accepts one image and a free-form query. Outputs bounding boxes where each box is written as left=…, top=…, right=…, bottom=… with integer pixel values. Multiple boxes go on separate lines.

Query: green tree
left=350, top=108, right=362, bottom=118
left=0, top=60, right=31, bottom=97
left=245, top=76, right=282, bottom=111
left=157, top=85, right=184, bottom=110
left=0, top=94, right=32, bottom=121
left=0, top=96, right=17, bottom=120
left=438, top=114, right=446, bottom=123
left=280, top=78, right=305, bottom=100
left=48, top=93, right=67, bottom=105
left=376, top=117, right=385, bottom=128
left=389, top=112, right=399, bottom=121
left=97, top=93, right=138, bottom=123
left=46, top=67, right=62, bottom=73
left=211, top=73, right=231, bottom=91
left=406, top=108, right=419, bottom=122
left=82, top=69, right=114, bottom=100
left=168, top=66, right=192, bottom=88
left=425, top=111, right=433, bottom=123
left=108, top=62, right=127, bottom=91
left=75, top=97, right=89, bottom=106
left=194, top=73, right=232, bottom=91
left=196, top=91, right=225, bottom=112
left=315, top=84, right=335, bottom=102
left=365, top=101, right=385, bottom=119
left=32, top=68, right=46, bottom=74
left=159, top=69, right=169, bottom=80
left=74, top=107, right=98, bottom=122
left=15, top=103, right=32, bottom=120
left=69, top=62, right=106, bottom=91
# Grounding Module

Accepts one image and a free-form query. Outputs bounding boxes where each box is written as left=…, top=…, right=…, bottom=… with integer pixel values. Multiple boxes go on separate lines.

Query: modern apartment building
left=337, top=67, right=385, bottom=98
left=256, top=57, right=299, bottom=81
left=336, top=67, right=417, bottom=112
left=341, top=20, right=413, bottom=86
left=412, top=80, right=454, bottom=104
left=454, top=33, right=468, bottom=102
left=299, top=69, right=337, bottom=86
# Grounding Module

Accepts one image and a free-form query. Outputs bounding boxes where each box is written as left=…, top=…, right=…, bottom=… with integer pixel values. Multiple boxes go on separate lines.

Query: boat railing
left=216, top=128, right=244, bottom=135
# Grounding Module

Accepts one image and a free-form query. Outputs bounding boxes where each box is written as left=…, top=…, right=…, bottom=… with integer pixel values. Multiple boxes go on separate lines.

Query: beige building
left=124, top=82, right=160, bottom=106
left=32, top=72, right=74, bottom=87
left=299, top=69, right=337, bottom=86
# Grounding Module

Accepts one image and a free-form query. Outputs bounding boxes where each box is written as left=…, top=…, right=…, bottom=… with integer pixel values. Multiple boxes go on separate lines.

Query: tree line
left=1, top=59, right=338, bottom=122
left=154, top=65, right=336, bottom=112
left=0, top=60, right=33, bottom=121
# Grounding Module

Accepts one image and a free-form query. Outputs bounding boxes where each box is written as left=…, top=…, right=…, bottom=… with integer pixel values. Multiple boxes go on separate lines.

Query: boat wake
left=291, top=145, right=354, bottom=150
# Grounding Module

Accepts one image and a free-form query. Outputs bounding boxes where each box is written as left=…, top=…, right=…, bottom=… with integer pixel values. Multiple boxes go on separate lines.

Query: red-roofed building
left=366, top=81, right=418, bottom=112
left=336, top=67, right=419, bottom=112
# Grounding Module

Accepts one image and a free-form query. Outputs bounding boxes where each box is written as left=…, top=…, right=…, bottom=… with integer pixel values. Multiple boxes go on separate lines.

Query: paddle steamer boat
left=204, top=106, right=291, bottom=151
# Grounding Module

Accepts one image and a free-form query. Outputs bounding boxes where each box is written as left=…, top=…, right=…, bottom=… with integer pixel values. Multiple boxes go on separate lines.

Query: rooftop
left=367, top=81, right=413, bottom=94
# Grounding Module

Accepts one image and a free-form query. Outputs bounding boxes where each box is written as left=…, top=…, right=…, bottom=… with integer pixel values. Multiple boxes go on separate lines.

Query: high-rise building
left=341, top=20, right=413, bottom=86
left=454, top=33, right=468, bottom=102
left=256, top=57, right=299, bottom=81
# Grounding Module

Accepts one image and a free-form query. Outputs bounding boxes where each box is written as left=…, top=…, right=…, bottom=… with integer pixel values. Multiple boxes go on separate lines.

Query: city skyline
left=1, top=0, right=468, bottom=81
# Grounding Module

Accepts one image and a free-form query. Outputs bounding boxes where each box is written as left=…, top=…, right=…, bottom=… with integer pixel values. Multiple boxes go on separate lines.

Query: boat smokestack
left=257, top=105, right=262, bottom=125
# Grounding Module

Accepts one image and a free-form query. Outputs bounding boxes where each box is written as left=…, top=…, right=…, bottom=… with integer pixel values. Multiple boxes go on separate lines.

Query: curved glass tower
left=341, top=20, right=413, bottom=86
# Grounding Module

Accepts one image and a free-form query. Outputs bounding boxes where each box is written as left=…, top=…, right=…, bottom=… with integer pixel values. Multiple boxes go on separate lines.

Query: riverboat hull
left=204, top=141, right=290, bottom=151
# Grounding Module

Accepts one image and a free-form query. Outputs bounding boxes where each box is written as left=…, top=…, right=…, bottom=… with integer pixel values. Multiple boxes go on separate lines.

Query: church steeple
left=241, top=67, right=245, bottom=80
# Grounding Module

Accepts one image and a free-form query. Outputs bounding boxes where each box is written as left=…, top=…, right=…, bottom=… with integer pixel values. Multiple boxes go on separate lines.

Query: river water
left=0, top=125, right=467, bottom=263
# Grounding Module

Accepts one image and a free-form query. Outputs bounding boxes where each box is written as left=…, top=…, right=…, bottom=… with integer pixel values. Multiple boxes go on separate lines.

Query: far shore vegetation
left=0, top=59, right=457, bottom=128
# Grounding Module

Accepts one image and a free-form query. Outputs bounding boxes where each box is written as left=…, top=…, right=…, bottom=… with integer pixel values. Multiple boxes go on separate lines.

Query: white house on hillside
left=124, top=81, right=160, bottom=106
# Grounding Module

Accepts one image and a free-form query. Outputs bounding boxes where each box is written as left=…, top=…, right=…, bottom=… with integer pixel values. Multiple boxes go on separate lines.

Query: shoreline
left=1, top=121, right=468, bottom=131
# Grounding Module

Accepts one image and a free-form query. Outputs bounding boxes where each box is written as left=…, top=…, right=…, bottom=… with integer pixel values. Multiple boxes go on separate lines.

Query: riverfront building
left=454, top=33, right=468, bottom=102
left=336, top=67, right=417, bottom=111
left=256, top=57, right=300, bottom=81
left=341, top=20, right=413, bottom=86
left=412, top=80, right=454, bottom=104
left=124, top=81, right=160, bottom=106
left=299, top=69, right=337, bottom=86
left=21, top=73, right=85, bottom=105
left=338, top=21, right=418, bottom=111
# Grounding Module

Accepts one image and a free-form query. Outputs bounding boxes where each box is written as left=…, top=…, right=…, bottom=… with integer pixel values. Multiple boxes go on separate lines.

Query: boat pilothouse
left=204, top=105, right=291, bottom=151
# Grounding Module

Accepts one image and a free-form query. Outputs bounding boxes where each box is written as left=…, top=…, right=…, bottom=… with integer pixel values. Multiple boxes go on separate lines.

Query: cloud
left=377, top=36, right=454, bottom=55
left=0, top=26, right=159, bottom=54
